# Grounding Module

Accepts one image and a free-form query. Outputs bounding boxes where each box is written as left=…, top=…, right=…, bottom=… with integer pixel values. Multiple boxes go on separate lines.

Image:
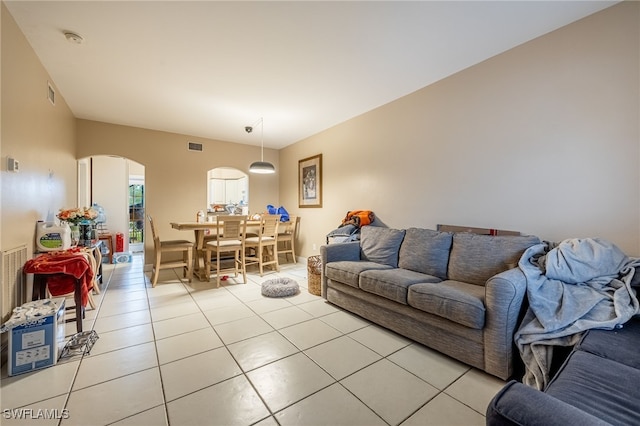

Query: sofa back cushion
left=360, top=226, right=406, bottom=268
left=448, top=233, right=540, bottom=286
left=398, top=228, right=453, bottom=279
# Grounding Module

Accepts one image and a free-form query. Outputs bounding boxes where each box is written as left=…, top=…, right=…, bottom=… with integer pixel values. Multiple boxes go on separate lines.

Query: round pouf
left=261, top=278, right=299, bottom=298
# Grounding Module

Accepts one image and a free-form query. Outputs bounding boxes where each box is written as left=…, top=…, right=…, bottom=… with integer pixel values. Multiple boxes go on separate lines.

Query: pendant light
left=247, top=117, right=276, bottom=174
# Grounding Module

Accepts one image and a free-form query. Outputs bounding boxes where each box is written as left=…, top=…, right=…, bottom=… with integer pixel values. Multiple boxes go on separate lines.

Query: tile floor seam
left=145, top=266, right=172, bottom=425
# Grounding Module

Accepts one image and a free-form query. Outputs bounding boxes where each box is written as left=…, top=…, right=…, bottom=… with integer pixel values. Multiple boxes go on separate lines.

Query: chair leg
left=204, top=248, right=212, bottom=282
left=273, top=245, right=280, bottom=272
left=152, top=250, right=161, bottom=287
left=240, top=249, right=247, bottom=284
left=216, top=250, right=222, bottom=288
left=259, top=246, right=265, bottom=276
left=186, top=247, right=193, bottom=282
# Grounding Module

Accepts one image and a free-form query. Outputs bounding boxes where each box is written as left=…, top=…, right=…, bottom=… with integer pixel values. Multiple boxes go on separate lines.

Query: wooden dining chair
left=204, top=215, right=247, bottom=287
left=277, top=215, right=300, bottom=263
left=245, top=214, right=281, bottom=276
left=147, top=215, right=194, bottom=287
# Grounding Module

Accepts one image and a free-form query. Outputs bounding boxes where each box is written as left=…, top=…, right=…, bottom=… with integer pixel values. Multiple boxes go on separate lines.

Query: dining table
left=170, top=219, right=262, bottom=281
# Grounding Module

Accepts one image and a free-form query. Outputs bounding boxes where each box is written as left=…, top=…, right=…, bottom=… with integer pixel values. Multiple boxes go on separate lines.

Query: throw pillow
left=398, top=228, right=453, bottom=279
left=448, top=233, right=540, bottom=286
left=360, top=226, right=405, bottom=268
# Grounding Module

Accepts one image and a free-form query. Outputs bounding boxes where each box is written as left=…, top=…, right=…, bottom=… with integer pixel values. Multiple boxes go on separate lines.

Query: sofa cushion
left=407, top=280, right=486, bottom=329
left=359, top=268, right=441, bottom=304
left=360, top=226, right=406, bottom=268
left=448, top=233, right=540, bottom=286
left=546, top=350, right=640, bottom=426
left=398, top=228, right=453, bottom=279
left=325, top=261, right=393, bottom=288
left=575, top=317, right=640, bottom=369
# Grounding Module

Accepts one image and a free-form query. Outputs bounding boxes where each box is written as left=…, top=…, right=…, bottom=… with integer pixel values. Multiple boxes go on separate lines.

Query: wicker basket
left=307, top=255, right=322, bottom=296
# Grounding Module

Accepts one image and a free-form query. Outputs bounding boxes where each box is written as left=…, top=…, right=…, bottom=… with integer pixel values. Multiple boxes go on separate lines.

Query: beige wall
left=281, top=2, right=640, bottom=257
left=1, top=3, right=76, bottom=255
left=76, top=120, right=279, bottom=259
left=2, top=1, right=638, bottom=272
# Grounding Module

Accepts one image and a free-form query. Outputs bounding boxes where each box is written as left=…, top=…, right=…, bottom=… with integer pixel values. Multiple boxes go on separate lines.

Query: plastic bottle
left=36, top=221, right=71, bottom=252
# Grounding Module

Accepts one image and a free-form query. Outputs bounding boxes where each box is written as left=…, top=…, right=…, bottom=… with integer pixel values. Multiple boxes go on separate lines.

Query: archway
left=207, top=167, right=248, bottom=213
left=78, top=156, right=146, bottom=254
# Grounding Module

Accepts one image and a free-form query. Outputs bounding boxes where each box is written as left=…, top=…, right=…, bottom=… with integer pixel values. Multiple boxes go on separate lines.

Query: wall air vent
left=47, top=81, right=55, bottom=105
left=188, top=142, right=203, bottom=152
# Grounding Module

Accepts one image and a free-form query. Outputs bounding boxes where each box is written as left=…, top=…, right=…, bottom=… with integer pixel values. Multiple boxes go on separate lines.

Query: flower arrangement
left=57, top=207, right=98, bottom=225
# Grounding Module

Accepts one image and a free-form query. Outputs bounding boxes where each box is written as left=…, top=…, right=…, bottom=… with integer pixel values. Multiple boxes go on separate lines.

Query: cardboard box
left=436, top=224, right=521, bottom=236
left=8, top=298, right=66, bottom=376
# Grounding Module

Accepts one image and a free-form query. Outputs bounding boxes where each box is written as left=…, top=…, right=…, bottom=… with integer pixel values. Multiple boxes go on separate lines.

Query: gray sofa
left=487, top=316, right=640, bottom=425
left=320, top=226, right=540, bottom=380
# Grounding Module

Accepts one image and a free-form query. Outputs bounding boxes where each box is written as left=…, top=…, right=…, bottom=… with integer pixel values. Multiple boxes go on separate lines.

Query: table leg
left=74, top=278, right=84, bottom=333
left=193, top=229, right=206, bottom=280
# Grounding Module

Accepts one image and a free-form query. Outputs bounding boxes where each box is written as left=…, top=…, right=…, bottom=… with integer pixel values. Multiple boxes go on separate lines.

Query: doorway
left=129, top=177, right=145, bottom=253
left=78, top=156, right=145, bottom=255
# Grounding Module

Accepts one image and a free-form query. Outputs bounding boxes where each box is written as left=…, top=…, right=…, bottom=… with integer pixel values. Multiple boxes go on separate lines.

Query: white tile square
left=160, top=347, right=242, bottom=401
left=167, top=375, right=270, bottom=425
left=297, top=299, right=341, bottom=317
left=402, top=392, right=485, bottom=425
left=156, top=327, right=224, bottom=364
left=202, top=303, right=255, bottom=326
left=152, top=311, right=209, bottom=340
left=276, top=383, right=386, bottom=426
left=444, top=369, right=506, bottom=414
left=305, top=336, right=381, bottom=380
left=73, top=342, right=158, bottom=390
left=279, top=318, right=342, bottom=350
left=261, top=305, right=314, bottom=329
left=93, top=309, right=151, bottom=333
left=89, top=323, right=155, bottom=356
left=149, top=300, right=201, bottom=322
left=0, top=360, right=80, bottom=409
left=193, top=291, right=242, bottom=311
left=341, top=359, right=439, bottom=425
left=110, top=406, right=168, bottom=426
left=388, top=343, right=469, bottom=389
left=63, top=368, right=164, bottom=426
left=246, top=296, right=293, bottom=314
left=247, top=353, right=335, bottom=412
left=319, top=310, right=370, bottom=333
left=247, top=353, right=334, bottom=412
left=1, top=395, right=67, bottom=426
left=98, top=297, right=149, bottom=317
left=214, top=315, right=274, bottom=344
left=348, top=324, right=411, bottom=356
left=227, top=331, right=299, bottom=372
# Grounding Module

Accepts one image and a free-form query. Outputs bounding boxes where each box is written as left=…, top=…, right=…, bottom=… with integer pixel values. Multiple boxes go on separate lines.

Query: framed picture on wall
left=298, top=154, right=322, bottom=208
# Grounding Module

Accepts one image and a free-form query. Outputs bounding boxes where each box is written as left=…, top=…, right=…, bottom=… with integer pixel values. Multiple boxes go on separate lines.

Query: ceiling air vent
left=188, top=142, right=203, bottom=152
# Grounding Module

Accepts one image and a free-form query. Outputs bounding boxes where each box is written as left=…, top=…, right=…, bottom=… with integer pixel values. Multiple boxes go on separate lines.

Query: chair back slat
left=260, top=215, right=280, bottom=238
left=280, top=216, right=299, bottom=236
left=217, top=215, right=247, bottom=243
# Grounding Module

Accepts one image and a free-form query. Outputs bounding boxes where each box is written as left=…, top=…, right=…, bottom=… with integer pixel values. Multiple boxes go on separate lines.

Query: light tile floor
left=1, top=254, right=507, bottom=425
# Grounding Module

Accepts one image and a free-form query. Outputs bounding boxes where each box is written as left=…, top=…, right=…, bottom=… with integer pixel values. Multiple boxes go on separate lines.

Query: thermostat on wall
left=8, top=157, right=19, bottom=172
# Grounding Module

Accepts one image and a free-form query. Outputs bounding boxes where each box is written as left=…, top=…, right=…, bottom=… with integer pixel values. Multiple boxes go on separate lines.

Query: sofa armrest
left=487, top=381, right=610, bottom=426
left=483, top=268, right=528, bottom=379
left=320, top=242, right=361, bottom=298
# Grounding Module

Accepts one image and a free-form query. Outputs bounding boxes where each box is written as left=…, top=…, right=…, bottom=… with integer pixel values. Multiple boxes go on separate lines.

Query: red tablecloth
left=23, top=250, right=94, bottom=307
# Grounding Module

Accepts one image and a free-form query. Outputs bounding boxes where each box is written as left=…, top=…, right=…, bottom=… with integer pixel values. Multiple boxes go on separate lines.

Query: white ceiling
left=5, top=1, right=617, bottom=149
